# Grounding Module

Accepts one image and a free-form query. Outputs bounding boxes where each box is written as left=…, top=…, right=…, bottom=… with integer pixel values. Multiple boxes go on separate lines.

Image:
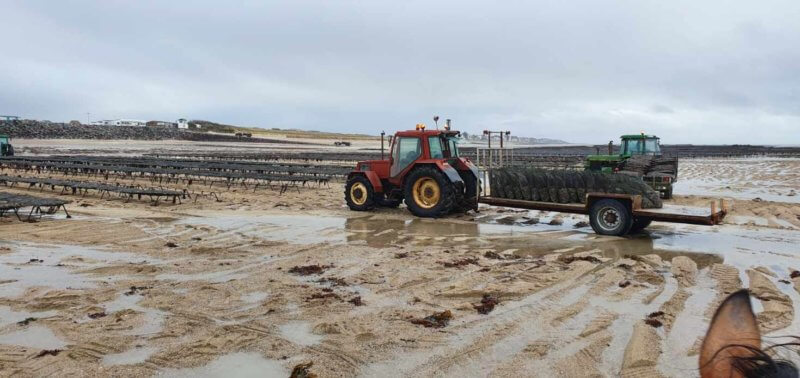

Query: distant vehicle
left=0, top=134, right=14, bottom=156
left=235, top=132, right=252, bottom=138
left=585, top=133, right=678, bottom=199
left=334, top=141, right=351, bottom=147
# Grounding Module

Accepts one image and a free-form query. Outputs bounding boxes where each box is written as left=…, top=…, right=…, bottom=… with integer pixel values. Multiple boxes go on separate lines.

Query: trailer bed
left=479, top=195, right=727, bottom=227
left=633, top=203, right=725, bottom=225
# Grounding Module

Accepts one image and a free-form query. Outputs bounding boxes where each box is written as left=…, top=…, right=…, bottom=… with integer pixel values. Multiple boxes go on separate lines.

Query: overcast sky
left=2, top=1, right=798, bottom=144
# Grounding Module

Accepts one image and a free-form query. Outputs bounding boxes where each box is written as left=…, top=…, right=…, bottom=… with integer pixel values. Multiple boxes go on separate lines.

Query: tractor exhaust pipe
left=381, top=131, right=385, bottom=159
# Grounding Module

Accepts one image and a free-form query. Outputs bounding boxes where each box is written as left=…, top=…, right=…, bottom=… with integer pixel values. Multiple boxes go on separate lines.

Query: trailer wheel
left=345, top=175, right=376, bottom=211
left=589, top=199, right=633, bottom=236
left=630, top=217, right=652, bottom=233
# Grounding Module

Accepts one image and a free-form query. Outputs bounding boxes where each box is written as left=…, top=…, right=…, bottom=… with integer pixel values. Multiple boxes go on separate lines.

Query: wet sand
left=1, top=143, right=800, bottom=377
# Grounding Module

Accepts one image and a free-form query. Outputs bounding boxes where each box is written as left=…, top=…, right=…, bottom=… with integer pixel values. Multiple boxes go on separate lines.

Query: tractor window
left=444, top=137, right=459, bottom=157
left=428, top=137, right=444, bottom=159
left=644, top=139, right=660, bottom=154
left=623, top=140, right=644, bottom=155
left=392, top=137, right=421, bottom=176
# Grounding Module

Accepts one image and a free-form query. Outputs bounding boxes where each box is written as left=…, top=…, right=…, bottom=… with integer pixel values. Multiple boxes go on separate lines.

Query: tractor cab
left=0, top=135, right=13, bottom=157
left=586, top=132, right=678, bottom=199
left=387, top=126, right=461, bottom=178
left=586, top=133, right=662, bottom=172
left=346, top=122, right=481, bottom=218
left=620, top=134, right=661, bottom=157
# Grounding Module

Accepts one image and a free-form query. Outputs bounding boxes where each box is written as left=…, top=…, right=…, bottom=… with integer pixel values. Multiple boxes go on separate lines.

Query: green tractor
left=0, top=134, right=13, bottom=157
left=586, top=133, right=678, bottom=199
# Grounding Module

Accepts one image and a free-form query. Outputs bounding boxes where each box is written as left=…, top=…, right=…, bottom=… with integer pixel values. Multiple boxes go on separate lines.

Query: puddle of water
left=1, top=243, right=154, bottom=265
left=178, top=214, right=549, bottom=248
left=278, top=321, right=322, bottom=347
left=559, top=223, right=800, bottom=276
left=0, top=325, right=67, bottom=349
left=102, top=346, right=157, bottom=366
left=0, top=259, right=95, bottom=298
left=0, top=243, right=156, bottom=298
left=103, top=294, right=168, bottom=336
left=159, top=352, right=287, bottom=377
left=178, top=215, right=347, bottom=244
left=0, top=306, right=59, bottom=327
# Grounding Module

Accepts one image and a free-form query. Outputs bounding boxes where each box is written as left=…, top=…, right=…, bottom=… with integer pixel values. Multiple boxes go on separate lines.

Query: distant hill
left=524, top=137, right=569, bottom=145
left=190, top=120, right=377, bottom=140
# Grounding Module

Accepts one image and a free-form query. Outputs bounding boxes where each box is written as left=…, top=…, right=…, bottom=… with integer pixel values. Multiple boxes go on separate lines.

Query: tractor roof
left=394, top=129, right=460, bottom=138
left=621, top=134, right=659, bottom=140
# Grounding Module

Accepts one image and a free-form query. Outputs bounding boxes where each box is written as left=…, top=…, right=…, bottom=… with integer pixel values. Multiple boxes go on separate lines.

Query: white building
left=177, top=118, right=189, bottom=129
left=90, top=119, right=147, bottom=127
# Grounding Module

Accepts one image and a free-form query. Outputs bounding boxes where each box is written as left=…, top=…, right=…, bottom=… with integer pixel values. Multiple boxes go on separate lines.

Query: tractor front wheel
left=345, top=175, right=376, bottom=211
left=404, top=166, right=455, bottom=218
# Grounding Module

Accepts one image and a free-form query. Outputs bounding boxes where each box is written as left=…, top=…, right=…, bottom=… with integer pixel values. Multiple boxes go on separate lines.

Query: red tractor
left=345, top=124, right=480, bottom=217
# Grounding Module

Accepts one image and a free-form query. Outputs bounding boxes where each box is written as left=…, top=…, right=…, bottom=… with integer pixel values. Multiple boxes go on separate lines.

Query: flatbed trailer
left=479, top=193, right=727, bottom=236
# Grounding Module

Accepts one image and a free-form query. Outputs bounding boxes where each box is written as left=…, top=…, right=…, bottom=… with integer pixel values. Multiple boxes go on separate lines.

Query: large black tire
left=630, top=217, right=652, bottom=233
left=589, top=199, right=633, bottom=236
left=489, top=168, right=662, bottom=209
left=7, top=144, right=13, bottom=156
left=663, top=187, right=673, bottom=200
left=404, top=166, right=456, bottom=218
left=345, top=175, right=376, bottom=211
left=455, top=171, right=479, bottom=213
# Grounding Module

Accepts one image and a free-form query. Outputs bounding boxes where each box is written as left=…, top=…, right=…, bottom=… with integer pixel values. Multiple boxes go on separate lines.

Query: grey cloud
left=1, top=0, right=799, bottom=144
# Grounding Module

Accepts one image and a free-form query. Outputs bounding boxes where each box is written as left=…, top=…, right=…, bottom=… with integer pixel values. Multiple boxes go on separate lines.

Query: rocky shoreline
left=0, top=120, right=308, bottom=144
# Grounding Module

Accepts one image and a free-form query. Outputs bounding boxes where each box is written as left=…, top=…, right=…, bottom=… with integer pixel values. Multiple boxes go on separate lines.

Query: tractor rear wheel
left=404, top=166, right=455, bottom=218
left=455, top=171, right=479, bottom=213
left=345, top=175, right=376, bottom=211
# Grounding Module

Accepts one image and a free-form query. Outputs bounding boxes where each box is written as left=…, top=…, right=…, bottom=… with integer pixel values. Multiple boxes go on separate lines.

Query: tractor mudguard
left=434, top=161, right=465, bottom=186
left=349, top=171, right=383, bottom=193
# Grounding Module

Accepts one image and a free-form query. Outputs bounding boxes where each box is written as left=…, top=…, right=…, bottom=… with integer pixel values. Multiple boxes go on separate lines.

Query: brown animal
left=700, top=289, right=798, bottom=378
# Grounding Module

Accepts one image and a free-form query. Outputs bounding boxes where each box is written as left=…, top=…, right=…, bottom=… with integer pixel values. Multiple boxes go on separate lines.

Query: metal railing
left=474, top=147, right=515, bottom=169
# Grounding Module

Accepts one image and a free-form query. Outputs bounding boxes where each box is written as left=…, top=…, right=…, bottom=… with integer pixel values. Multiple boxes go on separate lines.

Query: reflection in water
left=592, top=234, right=723, bottom=269
left=345, top=217, right=480, bottom=248
left=344, top=216, right=723, bottom=268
